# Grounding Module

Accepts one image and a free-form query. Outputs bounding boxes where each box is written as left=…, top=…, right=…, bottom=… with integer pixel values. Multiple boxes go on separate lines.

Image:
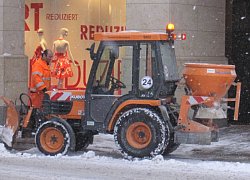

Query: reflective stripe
left=32, top=71, right=43, bottom=76
left=42, top=77, right=51, bottom=81
left=35, top=82, right=44, bottom=88
left=30, top=88, right=37, bottom=92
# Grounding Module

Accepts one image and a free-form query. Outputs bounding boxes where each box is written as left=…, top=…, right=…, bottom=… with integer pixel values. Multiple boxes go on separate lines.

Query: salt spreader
left=175, top=63, right=241, bottom=145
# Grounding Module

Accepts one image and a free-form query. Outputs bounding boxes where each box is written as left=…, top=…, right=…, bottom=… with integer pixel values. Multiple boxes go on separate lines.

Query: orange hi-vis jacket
left=30, top=57, right=51, bottom=108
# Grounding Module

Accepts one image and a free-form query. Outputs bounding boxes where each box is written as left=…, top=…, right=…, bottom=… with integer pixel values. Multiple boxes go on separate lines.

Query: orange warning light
left=166, top=23, right=175, bottom=32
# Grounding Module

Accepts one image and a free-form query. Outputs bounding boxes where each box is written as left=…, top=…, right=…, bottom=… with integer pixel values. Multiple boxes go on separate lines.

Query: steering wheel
left=110, top=76, right=126, bottom=90
left=19, top=93, right=32, bottom=115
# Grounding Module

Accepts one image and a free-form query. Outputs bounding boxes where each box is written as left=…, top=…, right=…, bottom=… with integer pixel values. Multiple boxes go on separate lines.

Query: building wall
left=24, top=0, right=126, bottom=90
left=127, top=0, right=227, bottom=64
left=126, top=0, right=227, bottom=100
left=0, top=0, right=28, bottom=99
left=0, top=0, right=28, bottom=124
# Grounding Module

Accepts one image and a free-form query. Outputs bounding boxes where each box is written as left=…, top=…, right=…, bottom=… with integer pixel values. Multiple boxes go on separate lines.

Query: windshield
left=160, top=42, right=179, bottom=81
left=93, top=44, right=131, bottom=95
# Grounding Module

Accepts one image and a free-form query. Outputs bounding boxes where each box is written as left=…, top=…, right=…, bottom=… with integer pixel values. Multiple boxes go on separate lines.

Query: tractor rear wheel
left=114, top=108, right=168, bottom=158
left=35, top=118, right=75, bottom=156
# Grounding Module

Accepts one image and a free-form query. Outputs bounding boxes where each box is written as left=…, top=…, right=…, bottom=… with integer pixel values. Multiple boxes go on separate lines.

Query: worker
left=29, top=49, right=53, bottom=108
left=29, top=28, right=48, bottom=88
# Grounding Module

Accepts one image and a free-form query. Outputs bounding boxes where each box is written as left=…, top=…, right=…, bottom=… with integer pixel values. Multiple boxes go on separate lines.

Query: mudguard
left=0, top=96, right=19, bottom=147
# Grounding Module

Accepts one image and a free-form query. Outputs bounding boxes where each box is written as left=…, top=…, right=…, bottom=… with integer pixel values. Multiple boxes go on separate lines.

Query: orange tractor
left=0, top=24, right=241, bottom=158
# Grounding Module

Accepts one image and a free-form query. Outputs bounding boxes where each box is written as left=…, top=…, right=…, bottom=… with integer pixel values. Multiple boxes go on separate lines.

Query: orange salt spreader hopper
left=183, top=63, right=237, bottom=100
left=175, top=63, right=241, bottom=145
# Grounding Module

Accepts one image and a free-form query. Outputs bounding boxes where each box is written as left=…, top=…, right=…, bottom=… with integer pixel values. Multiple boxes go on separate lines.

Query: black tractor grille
left=42, top=100, right=73, bottom=115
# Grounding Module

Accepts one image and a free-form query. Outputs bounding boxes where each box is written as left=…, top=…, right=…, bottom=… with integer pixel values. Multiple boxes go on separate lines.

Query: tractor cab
left=83, top=24, right=183, bottom=132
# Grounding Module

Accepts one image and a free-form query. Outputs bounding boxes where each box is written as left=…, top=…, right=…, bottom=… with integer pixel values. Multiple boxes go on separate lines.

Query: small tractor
left=0, top=24, right=241, bottom=158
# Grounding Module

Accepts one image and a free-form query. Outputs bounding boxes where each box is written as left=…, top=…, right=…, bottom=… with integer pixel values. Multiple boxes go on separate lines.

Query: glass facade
left=25, top=0, right=126, bottom=89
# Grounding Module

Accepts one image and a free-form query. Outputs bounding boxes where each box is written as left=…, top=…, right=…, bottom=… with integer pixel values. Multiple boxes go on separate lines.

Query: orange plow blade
left=0, top=96, right=19, bottom=148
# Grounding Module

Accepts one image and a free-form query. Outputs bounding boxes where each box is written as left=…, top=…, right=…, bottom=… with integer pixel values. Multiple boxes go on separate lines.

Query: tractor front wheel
left=114, top=108, right=168, bottom=158
left=35, top=118, right=75, bottom=156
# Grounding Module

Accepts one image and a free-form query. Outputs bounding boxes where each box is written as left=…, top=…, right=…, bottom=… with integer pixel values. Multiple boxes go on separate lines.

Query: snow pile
left=81, top=150, right=95, bottom=158
left=0, top=143, right=15, bottom=157
left=0, top=125, right=14, bottom=147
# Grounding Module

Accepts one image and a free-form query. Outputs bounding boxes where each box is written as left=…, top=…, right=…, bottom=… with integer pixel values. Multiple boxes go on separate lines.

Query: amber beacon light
left=166, top=23, right=187, bottom=41
left=166, top=23, right=175, bottom=33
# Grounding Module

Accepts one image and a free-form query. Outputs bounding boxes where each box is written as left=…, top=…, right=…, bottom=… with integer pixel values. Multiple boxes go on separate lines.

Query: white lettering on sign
left=80, top=25, right=126, bottom=40
left=46, top=13, right=79, bottom=20
left=71, top=95, right=85, bottom=101
left=207, top=69, right=215, bottom=73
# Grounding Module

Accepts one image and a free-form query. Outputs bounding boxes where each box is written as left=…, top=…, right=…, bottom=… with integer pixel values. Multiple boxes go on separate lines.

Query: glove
left=42, top=88, right=47, bottom=93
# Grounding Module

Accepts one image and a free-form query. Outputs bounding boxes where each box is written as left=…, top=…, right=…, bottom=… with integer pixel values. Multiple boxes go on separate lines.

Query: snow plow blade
left=0, top=96, right=19, bottom=148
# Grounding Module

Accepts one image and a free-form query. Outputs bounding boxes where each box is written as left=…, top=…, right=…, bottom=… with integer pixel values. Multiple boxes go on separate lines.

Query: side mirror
left=86, top=43, right=97, bottom=60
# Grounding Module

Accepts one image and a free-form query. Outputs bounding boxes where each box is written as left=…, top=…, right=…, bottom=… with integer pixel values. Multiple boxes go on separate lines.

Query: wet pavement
left=5, top=124, right=250, bottom=163
left=88, top=125, right=250, bottom=162
left=169, top=125, right=250, bottom=162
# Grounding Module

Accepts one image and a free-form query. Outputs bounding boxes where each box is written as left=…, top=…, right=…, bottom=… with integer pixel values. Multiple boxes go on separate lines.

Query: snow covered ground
left=1, top=125, right=250, bottom=179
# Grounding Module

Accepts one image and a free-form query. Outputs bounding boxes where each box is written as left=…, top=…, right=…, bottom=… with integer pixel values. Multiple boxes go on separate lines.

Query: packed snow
left=0, top=125, right=15, bottom=147
left=1, top=125, right=250, bottom=179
